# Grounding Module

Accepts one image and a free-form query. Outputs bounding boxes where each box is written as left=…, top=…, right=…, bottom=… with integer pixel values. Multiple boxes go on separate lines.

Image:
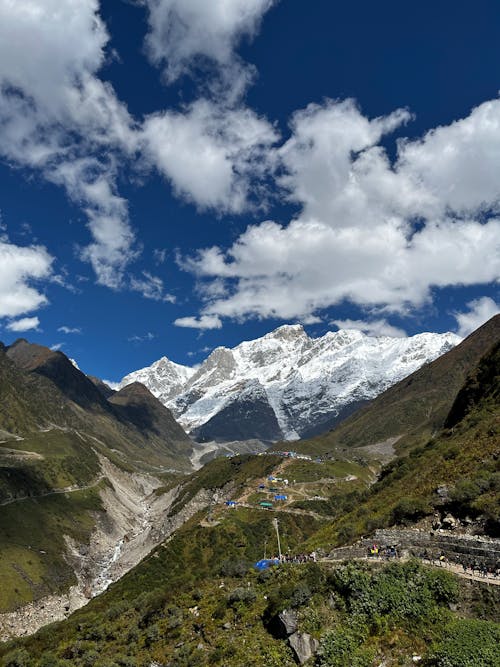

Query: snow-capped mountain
left=120, top=325, right=461, bottom=442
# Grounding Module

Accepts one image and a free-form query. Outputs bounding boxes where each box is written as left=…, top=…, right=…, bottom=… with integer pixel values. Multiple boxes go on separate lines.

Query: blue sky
left=0, top=0, right=499, bottom=382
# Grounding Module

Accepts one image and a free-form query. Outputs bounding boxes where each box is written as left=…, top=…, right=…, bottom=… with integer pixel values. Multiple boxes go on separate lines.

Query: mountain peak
left=120, top=323, right=464, bottom=442
left=265, top=323, right=307, bottom=340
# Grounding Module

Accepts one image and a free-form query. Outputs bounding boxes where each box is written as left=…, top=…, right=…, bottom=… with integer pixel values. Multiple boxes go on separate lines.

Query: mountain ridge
left=120, top=324, right=461, bottom=442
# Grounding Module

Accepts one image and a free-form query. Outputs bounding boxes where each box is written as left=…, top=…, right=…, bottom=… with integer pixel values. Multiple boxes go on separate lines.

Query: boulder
left=288, top=632, right=319, bottom=665
left=268, top=609, right=298, bottom=638
left=442, top=513, right=458, bottom=530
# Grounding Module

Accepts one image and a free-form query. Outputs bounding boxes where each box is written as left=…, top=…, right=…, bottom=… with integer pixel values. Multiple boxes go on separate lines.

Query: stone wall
left=327, top=528, right=500, bottom=566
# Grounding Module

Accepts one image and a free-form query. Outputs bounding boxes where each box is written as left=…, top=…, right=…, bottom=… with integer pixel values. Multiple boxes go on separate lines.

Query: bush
left=425, top=619, right=500, bottom=666
left=290, top=583, right=312, bottom=608
left=392, top=496, right=430, bottom=524
left=317, top=628, right=374, bottom=667
left=3, top=649, right=33, bottom=667
left=227, top=586, right=257, bottom=606
left=219, top=558, right=250, bottom=578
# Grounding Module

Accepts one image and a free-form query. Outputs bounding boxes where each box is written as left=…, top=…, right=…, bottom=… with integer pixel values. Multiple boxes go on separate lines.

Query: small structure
left=274, top=494, right=287, bottom=501
left=259, top=501, right=273, bottom=509
left=225, top=500, right=237, bottom=508
left=258, top=484, right=266, bottom=489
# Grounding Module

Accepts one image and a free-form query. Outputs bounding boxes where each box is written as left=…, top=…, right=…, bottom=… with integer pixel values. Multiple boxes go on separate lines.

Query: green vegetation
left=0, top=485, right=104, bottom=612
left=167, top=454, right=281, bottom=516
left=307, top=342, right=500, bottom=547
left=2, top=558, right=497, bottom=667
left=285, top=458, right=371, bottom=484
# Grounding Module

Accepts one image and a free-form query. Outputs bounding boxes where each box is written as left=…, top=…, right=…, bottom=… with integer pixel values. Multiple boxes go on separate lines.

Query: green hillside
left=0, top=341, right=193, bottom=612
left=1, top=334, right=498, bottom=666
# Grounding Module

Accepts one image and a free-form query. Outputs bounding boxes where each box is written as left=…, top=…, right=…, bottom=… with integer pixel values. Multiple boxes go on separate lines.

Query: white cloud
left=174, top=314, right=222, bottom=330
left=300, top=314, right=323, bottom=325
left=453, top=297, right=500, bottom=337
left=129, top=271, right=176, bottom=302
left=181, top=99, right=500, bottom=324
left=0, top=241, right=53, bottom=318
left=0, top=0, right=138, bottom=287
left=143, top=0, right=276, bottom=95
left=331, top=318, right=407, bottom=338
left=58, top=326, right=81, bottom=334
left=398, top=99, right=500, bottom=214
left=6, top=316, right=40, bottom=332
left=142, top=99, right=278, bottom=213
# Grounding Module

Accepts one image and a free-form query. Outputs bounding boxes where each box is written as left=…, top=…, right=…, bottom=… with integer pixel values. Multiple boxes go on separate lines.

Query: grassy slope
left=1, top=554, right=498, bottom=666
left=0, top=486, right=104, bottom=612
left=307, top=341, right=500, bottom=548
left=0, top=343, right=193, bottom=611
left=294, top=314, right=500, bottom=458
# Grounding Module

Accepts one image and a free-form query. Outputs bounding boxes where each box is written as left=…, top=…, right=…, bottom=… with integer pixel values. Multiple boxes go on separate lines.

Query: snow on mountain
left=120, top=357, right=195, bottom=403
left=119, top=325, right=461, bottom=442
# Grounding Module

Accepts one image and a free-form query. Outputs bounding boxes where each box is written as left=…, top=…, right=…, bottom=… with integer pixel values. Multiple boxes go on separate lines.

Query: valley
left=0, top=317, right=498, bottom=666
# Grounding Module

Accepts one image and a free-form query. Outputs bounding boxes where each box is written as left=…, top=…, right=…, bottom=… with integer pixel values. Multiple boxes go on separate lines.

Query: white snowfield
left=120, top=325, right=461, bottom=441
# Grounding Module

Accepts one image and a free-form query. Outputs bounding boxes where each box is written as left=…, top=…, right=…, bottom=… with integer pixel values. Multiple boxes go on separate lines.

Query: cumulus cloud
left=453, top=297, right=499, bottom=337
left=181, top=98, right=500, bottom=324
left=174, top=314, right=223, bottom=329
left=0, top=241, right=53, bottom=318
left=0, top=0, right=138, bottom=287
left=331, top=318, right=407, bottom=338
left=6, top=316, right=40, bottom=332
left=142, top=99, right=278, bottom=213
left=143, top=0, right=276, bottom=95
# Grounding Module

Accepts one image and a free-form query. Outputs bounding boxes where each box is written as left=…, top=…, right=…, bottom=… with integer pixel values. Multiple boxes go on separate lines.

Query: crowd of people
left=364, top=544, right=499, bottom=579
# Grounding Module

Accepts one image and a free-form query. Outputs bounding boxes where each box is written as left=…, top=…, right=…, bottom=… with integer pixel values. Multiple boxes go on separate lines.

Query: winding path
left=0, top=475, right=105, bottom=507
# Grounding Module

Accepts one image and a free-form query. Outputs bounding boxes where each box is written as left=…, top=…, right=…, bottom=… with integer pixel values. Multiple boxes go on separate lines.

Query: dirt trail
left=0, top=475, right=106, bottom=506
left=318, top=555, right=500, bottom=586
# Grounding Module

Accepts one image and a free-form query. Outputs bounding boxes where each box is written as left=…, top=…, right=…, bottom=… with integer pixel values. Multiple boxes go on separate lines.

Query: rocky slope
left=120, top=325, right=461, bottom=442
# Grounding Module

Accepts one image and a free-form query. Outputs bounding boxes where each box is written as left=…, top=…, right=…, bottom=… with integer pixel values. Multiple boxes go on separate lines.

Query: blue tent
left=254, top=558, right=280, bottom=570
left=274, top=494, right=287, bottom=501
left=225, top=500, right=237, bottom=506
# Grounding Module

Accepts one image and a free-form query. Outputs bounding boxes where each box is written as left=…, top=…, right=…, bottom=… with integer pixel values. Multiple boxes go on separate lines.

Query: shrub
left=227, top=586, right=257, bottom=606
left=317, top=628, right=374, bottom=667
left=3, top=649, right=33, bottom=667
left=425, top=618, right=500, bottom=666
left=392, top=496, right=430, bottom=524
left=290, top=583, right=312, bottom=608
left=219, top=558, right=249, bottom=578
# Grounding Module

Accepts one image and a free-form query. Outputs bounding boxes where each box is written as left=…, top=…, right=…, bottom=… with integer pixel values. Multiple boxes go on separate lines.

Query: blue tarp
left=254, top=558, right=280, bottom=570
left=274, top=494, right=287, bottom=501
